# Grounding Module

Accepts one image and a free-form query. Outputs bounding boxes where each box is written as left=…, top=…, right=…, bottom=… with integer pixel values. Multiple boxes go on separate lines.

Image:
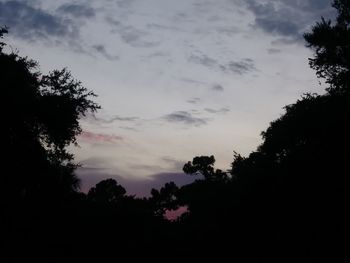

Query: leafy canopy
left=304, top=0, right=350, bottom=94
left=1, top=27, right=100, bottom=198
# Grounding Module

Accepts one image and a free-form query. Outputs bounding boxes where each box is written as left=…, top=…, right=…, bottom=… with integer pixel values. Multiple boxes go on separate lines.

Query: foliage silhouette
left=171, top=1, right=349, bottom=260
left=304, top=0, right=350, bottom=94
left=150, top=181, right=179, bottom=217
left=183, top=155, right=229, bottom=181
left=1, top=28, right=99, bottom=203
left=0, top=26, right=7, bottom=51
left=1, top=26, right=101, bottom=262
left=88, top=178, right=126, bottom=203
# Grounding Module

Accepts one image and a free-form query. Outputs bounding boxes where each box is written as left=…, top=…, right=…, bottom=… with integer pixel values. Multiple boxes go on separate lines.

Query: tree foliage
left=183, top=155, right=228, bottom=181
left=88, top=179, right=126, bottom=203
left=304, top=0, right=350, bottom=94
left=1, top=27, right=100, bottom=201
left=0, top=26, right=7, bottom=51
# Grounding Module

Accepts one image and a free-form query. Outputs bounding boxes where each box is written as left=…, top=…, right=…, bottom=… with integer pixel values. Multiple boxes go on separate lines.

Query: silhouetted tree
left=1, top=28, right=100, bottom=203
left=183, top=155, right=229, bottom=181
left=0, top=26, right=7, bottom=51
left=88, top=178, right=126, bottom=203
left=304, top=0, right=350, bottom=94
left=176, top=2, right=350, bottom=260
left=150, top=181, right=179, bottom=217
left=226, top=2, right=350, bottom=260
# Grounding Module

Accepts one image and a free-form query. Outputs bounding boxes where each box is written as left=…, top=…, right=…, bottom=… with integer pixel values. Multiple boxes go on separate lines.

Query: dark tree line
left=1, top=0, right=349, bottom=262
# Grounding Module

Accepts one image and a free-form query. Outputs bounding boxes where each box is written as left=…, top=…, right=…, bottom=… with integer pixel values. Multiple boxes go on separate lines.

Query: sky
left=0, top=0, right=335, bottom=196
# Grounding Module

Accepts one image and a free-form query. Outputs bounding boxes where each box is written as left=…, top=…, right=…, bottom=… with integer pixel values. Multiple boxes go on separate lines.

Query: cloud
left=92, top=44, right=119, bottom=60
left=204, top=107, right=230, bottom=114
left=129, top=164, right=165, bottom=173
left=212, top=84, right=224, bottom=92
left=104, top=115, right=139, bottom=122
left=77, top=154, right=192, bottom=196
left=187, top=97, right=201, bottom=104
left=119, top=126, right=139, bottom=132
left=76, top=166, right=126, bottom=193
left=180, top=78, right=208, bottom=86
left=105, top=16, right=121, bottom=26
left=118, top=26, right=148, bottom=46
left=215, top=26, right=239, bottom=36
left=161, top=156, right=186, bottom=171
left=246, top=0, right=299, bottom=38
left=115, top=0, right=136, bottom=9
left=57, top=3, right=95, bottom=18
left=148, top=172, right=199, bottom=190
left=146, top=23, right=183, bottom=33
left=77, top=167, right=197, bottom=197
left=254, top=17, right=299, bottom=37
left=85, top=113, right=139, bottom=124
left=0, top=1, right=76, bottom=40
left=189, top=51, right=256, bottom=75
left=130, top=172, right=199, bottom=197
left=107, top=17, right=160, bottom=48
left=282, top=0, right=332, bottom=12
left=163, top=111, right=207, bottom=126
left=246, top=0, right=334, bottom=42
left=189, top=53, right=218, bottom=69
left=221, top=59, right=256, bottom=75
left=145, top=51, right=170, bottom=59
left=79, top=131, right=123, bottom=144
left=267, top=48, right=282, bottom=54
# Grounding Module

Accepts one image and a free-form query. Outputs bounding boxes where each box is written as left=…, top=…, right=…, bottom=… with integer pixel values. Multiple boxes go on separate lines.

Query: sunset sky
left=0, top=0, right=334, bottom=196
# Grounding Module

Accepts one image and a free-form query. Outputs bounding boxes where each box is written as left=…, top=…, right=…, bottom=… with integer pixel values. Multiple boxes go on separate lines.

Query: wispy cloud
left=189, top=52, right=218, bottom=69
left=204, top=107, right=230, bottom=114
left=115, top=0, right=136, bottom=9
left=163, top=111, right=207, bottom=127
left=220, top=59, right=256, bottom=75
left=79, top=131, right=123, bottom=144
left=246, top=0, right=334, bottom=43
left=119, top=126, right=139, bottom=132
left=104, top=115, right=139, bottom=122
left=57, top=3, right=95, bottom=18
left=189, top=51, right=256, bottom=75
left=267, top=48, right=282, bottom=54
left=187, top=97, right=201, bottom=104
left=212, top=84, right=224, bottom=92
left=129, top=164, right=165, bottom=173
left=77, top=166, right=196, bottom=197
left=179, top=78, right=208, bottom=85
left=0, top=1, right=77, bottom=41
left=107, top=17, right=161, bottom=48
left=161, top=156, right=186, bottom=171
left=146, top=23, right=183, bottom=33
left=86, top=113, right=140, bottom=124
left=92, top=44, right=119, bottom=60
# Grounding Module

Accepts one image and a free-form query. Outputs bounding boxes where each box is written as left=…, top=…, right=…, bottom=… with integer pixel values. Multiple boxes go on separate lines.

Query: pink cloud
left=79, top=131, right=123, bottom=144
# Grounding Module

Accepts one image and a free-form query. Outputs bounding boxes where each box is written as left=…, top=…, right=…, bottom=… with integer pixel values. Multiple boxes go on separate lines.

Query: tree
left=183, top=155, right=229, bottom=181
left=0, top=28, right=100, bottom=201
left=304, top=0, right=350, bottom=94
left=227, top=2, right=350, bottom=259
left=228, top=0, right=350, bottom=200
left=0, top=26, right=7, bottom=52
left=88, top=179, right=126, bottom=203
left=175, top=2, right=350, bottom=259
left=150, top=182, right=179, bottom=217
